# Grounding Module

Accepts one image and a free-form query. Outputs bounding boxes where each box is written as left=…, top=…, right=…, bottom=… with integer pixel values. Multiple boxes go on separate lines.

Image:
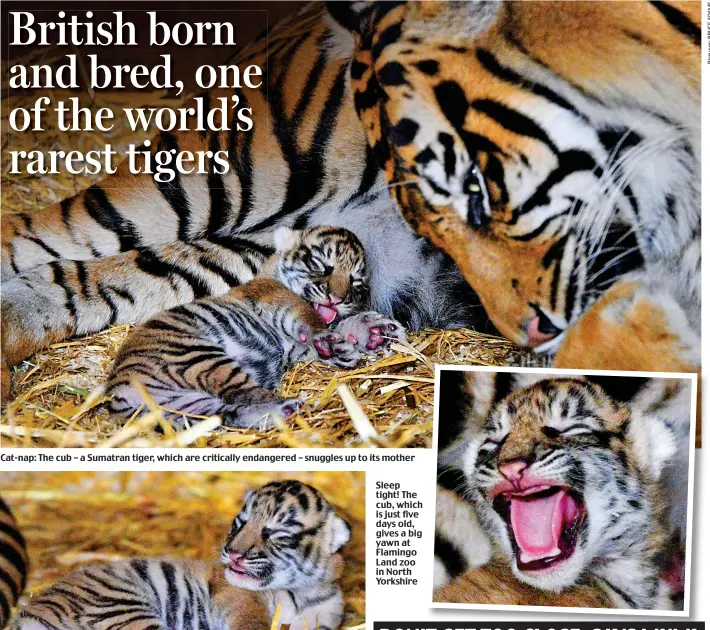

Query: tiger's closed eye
left=465, top=165, right=490, bottom=227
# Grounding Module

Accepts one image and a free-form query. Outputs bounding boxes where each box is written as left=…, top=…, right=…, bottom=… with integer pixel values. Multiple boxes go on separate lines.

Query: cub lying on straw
left=12, top=480, right=351, bottom=630
left=106, top=225, right=406, bottom=427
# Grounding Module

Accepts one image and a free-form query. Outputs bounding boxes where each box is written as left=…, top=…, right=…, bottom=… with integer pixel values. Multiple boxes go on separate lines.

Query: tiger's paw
left=335, top=311, right=407, bottom=353
left=312, top=331, right=360, bottom=368
left=553, top=279, right=699, bottom=373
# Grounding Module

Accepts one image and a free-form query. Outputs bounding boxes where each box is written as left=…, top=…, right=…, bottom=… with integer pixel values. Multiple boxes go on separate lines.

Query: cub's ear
left=626, top=378, right=692, bottom=481
left=325, top=1, right=375, bottom=34
left=329, top=514, right=352, bottom=553
left=241, top=489, right=254, bottom=507
left=274, top=226, right=301, bottom=252
left=462, top=371, right=497, bottom=428
left=627, top=409, right=677, bottom=481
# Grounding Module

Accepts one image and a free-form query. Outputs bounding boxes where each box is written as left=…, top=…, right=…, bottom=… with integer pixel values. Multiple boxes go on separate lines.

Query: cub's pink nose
left=229, top=550, right=245, bottom=563
left=499, top=460, right=528, bottom=482
left=329, top=294, right=343, bottom=305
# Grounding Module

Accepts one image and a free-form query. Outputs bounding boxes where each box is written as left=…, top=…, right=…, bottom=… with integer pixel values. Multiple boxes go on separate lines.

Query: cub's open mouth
left=224, top=562, right=260, bottom=581
left=492, top=486, right=585, bottom=571
left=312, top=302, right=339, bottom=324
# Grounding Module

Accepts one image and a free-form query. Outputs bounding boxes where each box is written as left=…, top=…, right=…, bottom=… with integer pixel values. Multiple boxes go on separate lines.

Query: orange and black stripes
left=0, top=498, right=28, bottom=628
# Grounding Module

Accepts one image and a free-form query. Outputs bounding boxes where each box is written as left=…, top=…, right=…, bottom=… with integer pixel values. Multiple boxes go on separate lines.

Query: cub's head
left=221, top=480, right=351, bottom=590
left=272, top=226, right=369, bottom=324
left=464, top=378, right=675, bottom=592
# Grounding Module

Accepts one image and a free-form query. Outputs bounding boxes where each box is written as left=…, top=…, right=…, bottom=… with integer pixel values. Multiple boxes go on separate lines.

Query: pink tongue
left=314, top=303, right=338, bottom=324
left=510, top=490, right=575, bottom=563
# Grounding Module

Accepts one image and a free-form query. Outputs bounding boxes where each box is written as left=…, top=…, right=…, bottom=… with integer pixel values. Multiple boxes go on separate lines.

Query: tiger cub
left=106, top=225, right=406, bottom=426
left=1, top=498, right=28, bottom=629
left=12, top=480, right=351, bottom=630
left=450, top=378, right=677, bottom=610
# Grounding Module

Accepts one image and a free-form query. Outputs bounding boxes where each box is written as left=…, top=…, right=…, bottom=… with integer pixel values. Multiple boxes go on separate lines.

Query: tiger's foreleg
left=1, top=239, right=265, bottom=401
left=1, top=135, right=221, bottom=282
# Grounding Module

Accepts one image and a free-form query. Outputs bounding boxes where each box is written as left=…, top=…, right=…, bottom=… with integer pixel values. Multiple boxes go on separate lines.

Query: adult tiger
left=1, top=3, right=700, bottom=398
left=329, top=0, right=700, bottom=374
left=0, top=3, right=482, bottom=401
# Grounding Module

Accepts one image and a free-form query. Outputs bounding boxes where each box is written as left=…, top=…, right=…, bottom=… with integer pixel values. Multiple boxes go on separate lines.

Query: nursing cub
left=106, top=226, right=406, bottom=425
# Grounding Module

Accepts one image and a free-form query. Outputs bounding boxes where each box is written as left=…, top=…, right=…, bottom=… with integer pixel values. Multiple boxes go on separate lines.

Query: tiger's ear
left=329, top=515, right=352, bottom=553
left=403, top=2, right=502, bottom=40
left=274, top=227, right=301, bottom=252
left=327, top=2, right=502, bottom=40
left=626, top=378, right=691, bottom=481
left=325, top=1, right=374, bottom=34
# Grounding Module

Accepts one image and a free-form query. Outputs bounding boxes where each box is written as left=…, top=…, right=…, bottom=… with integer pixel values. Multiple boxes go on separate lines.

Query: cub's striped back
left=12, top=481, right=350, bottom=630
left=0, top=498, right=28, bottom=629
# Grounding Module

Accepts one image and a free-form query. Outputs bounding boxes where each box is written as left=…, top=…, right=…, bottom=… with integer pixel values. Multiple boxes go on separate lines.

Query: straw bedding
left=0, top=470, right=366, bottom=628
left=1, top=86, right=536, bottom=449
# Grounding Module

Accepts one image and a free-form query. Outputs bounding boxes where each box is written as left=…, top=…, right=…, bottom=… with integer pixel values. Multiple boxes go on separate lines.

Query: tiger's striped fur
left=106, top=225, right=405, bottom=425
left=0, top=499, right=28, bottom=629
left=1, top=2, right=701, bottom=404
left=332, top=1, right=700, bottom=378
left=435, top=373, right=691, bottom=609
left=11, top=480, right=350, bottom=630
left=1, top=3, right=482, bottom=403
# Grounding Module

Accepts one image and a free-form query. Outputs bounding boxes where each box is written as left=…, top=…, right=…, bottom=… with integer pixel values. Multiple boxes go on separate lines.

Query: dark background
left=2, top=2, right=306, bottom=92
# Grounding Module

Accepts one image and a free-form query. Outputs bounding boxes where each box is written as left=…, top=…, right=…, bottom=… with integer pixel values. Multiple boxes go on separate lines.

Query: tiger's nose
left=228, top=550, right=245, bottom=563
left=329, top=293, right=343, bottom=305
left=499, top=459, right=528, bottom=482
left=524, top=309, right=563, bottom=346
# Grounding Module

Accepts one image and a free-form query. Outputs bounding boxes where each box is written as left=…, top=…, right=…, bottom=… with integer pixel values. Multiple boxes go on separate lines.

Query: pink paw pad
left=366, top=326, right=384, bottom=350
left=313, top=333, right=340, bottom=359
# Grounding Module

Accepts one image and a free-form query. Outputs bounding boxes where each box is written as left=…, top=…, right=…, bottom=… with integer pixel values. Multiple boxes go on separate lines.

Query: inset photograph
left=0, top=471, right=365, bottom=629
left=432, top=367, right=695, bottom=613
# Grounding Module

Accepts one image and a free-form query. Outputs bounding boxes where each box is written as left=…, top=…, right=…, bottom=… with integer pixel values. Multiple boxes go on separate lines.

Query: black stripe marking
left=434, top=533, right=467, bottom=579
left=207, top=131, right=232, bottom=235
left=472, top=99, right=557, bottom=153
left=649, top=1, right=700, bottom=45
left=153, top=132, right=192, bottom=241
left=135, top=249, right=212, bottom=299
left=84, top=185, right=140, bottom=251
left=230, top=88, right=255, bottom=231
left=377, top=61, right=409, bottom=86
left=75, top=260, right=90, bottom=297
left=475, top=49, right=585, bottom=119
left=388, top=118, right=419, bottom=147
left=415, top=59, right=439, bottom=76
left=49, top=262, right=77, bottom=321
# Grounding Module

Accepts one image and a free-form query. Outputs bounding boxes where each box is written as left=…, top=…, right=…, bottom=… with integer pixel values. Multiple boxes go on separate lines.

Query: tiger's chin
left=223, top=565, right=265, bottom=590
left=491, top=485, right=588, bottom=592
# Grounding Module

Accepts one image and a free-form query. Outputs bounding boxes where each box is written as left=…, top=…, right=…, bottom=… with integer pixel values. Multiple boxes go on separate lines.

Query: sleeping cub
left=12, top=480, right=351, bottom=630
left=106, top=226, right=406, bottom=426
